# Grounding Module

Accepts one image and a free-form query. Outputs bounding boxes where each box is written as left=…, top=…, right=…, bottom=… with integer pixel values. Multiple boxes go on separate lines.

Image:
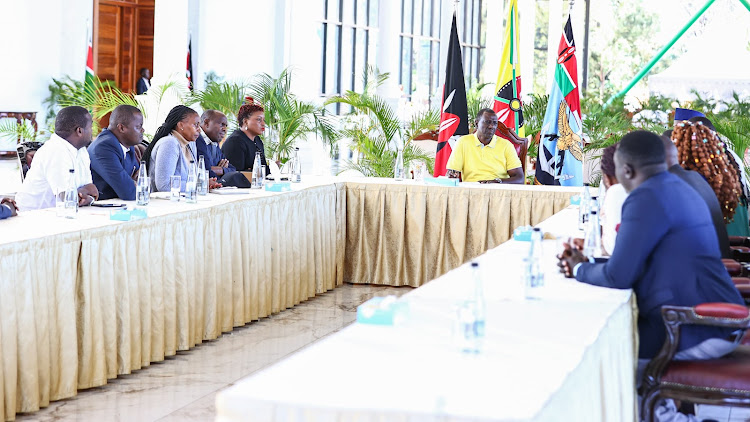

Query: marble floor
left=17, top=284, right=412, bottom=422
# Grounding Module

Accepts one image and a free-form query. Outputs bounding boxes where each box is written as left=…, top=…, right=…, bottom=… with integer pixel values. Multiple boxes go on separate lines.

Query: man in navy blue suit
left=196, top=110, right=235, bottom=178
left=559, top=131, right=744, bottom=420
left=0, top=197, right=17, bottom=219
left=88, top=105, right=144, bottom=200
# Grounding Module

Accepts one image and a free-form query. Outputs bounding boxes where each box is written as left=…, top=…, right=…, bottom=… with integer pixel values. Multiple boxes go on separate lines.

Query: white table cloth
left=0, top=177, right=582, bottom=421
left=216, top=206, right=637, bottom=422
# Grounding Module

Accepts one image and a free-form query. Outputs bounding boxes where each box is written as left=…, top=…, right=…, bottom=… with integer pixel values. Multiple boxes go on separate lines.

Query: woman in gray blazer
left=142, top=105, right=200, bottom=192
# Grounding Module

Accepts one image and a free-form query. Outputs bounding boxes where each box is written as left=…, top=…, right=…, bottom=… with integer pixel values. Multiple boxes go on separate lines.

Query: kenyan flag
left=85, top=30, right=95, bottom=95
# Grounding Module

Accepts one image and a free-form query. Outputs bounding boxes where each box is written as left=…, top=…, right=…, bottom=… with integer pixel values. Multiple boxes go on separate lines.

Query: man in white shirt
left=15, top=106, right=99, bottom=211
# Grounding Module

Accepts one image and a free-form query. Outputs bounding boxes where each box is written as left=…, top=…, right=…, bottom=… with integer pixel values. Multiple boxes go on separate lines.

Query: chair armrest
left=641, top=303, right=750, bottom=394
left=729, top=236, right=750, bottom=247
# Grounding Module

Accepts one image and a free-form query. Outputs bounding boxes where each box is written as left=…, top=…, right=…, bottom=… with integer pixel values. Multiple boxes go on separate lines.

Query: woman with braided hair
left=671, top=120, right=741, bottom=224
left=143, top=105, right=221, bottom=192
left=221, top=97, right=270, bottom=175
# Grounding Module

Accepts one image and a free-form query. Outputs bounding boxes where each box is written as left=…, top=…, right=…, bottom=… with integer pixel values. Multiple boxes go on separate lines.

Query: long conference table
left=0, top=176, right=595, bottom=421
left=215, top=207, right=638, bottom=421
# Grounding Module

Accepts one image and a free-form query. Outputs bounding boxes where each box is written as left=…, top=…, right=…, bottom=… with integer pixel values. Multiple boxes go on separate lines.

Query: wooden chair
left=641, top=303, right=750, bottom=422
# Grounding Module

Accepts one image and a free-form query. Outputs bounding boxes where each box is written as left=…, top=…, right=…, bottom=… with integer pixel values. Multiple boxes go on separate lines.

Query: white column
left=546, top=0, right=564, bottom=92
left=482, top=1, right=503, bottom=93
left=375, top=0, right=403, bottom=115
left=153, top=0, right=189, bottom=82
left=518, top=0, right=536, bottom=100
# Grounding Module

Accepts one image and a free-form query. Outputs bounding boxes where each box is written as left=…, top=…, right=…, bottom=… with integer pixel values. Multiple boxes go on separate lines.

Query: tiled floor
left=17, top=284, right=411, bottom=422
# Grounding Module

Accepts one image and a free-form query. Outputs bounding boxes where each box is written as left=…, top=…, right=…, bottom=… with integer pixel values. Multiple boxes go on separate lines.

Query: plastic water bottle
left=185, top=164, right=198, bottom=203
left=457, top=261, right=485, bottom=353
left=471, top=261, right=486, bottom=342
left=136, top=161, right=150, bottom=205
left=64, top=169, right=78, bottom=219
left=583, top=210, right=602, bottom=260
left=394, top=148, right=405, bottom=180
left=196, top=155, right=208, bottom=195
left=578, top=183, right=591, bottom=230
left=252, top=152, right=263, bottom=189
left=291, top=147, right=301, bottom=183
left=525, top=227, right=545, bottom=299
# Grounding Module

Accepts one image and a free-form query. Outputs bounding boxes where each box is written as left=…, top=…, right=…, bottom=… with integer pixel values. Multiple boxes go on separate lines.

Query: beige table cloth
left=0, top=177, right=580, bottom=420
left=343, top=179, right=579, bottom=286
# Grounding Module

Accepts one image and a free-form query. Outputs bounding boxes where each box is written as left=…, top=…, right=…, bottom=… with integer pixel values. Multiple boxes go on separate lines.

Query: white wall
left=0, top=0, right=92, bottom=127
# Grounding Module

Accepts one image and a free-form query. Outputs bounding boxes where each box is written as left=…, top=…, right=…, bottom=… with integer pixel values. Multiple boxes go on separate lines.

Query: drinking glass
left=137, top=176, right=151, bottom=206
left=413, top=161, right=425, bottom=182
left=170, top=175, right=181, bottom=202
left=257, top=165, right=266, bottom=188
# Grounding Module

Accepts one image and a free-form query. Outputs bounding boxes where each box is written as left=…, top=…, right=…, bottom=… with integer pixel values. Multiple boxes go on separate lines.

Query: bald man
left=88, top=105, right=145, bottom=200
left=196, top=109, right=235, bottom=178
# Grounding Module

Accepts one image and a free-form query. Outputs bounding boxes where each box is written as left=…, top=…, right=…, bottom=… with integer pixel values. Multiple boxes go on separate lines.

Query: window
left=461, top=0, right=487, bottom=87
left=399, top=0, right=442, bottom=107
left=321, top=0, right=379, bottom=114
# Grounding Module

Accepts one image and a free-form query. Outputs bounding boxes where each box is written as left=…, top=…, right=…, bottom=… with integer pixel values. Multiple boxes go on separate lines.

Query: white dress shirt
left=600, top=183, right=628, bottom=256
left=15, top=133, right=93, bottom=211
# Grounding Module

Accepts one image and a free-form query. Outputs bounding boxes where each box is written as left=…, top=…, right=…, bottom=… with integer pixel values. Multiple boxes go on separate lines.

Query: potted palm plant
left=325, top=67, right=436, bottom=177
left=248, top=68, right=339, bottom=163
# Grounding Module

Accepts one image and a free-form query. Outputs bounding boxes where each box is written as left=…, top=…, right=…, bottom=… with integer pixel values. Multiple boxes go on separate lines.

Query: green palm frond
left=405, top=109, right=440, bottom=142
left=190, top=81, right=248, bottom=130
left=0, top=120, right=39, bottom=144
left=247, top=67, right=339, bottom=162
left=710, top=113, right=750, bottom=179
left=54, top=75, right=138, bottom=135
left=522, top=94, right=549, bottom=140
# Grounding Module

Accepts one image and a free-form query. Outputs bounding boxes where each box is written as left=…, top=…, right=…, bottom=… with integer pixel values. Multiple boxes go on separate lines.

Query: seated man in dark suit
left=559, top=130, right=744, bottom=420
left=0, top=197, right=17, bottom=219
left=195, top=109, right=236, bottom=178
left=88, top=105, right=144, bottom=200
left=662, top=132, right=731, bottom=259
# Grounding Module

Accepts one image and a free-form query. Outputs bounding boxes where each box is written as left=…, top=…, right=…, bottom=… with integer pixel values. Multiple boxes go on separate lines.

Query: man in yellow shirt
left=446, top=108, right=524, bottom=184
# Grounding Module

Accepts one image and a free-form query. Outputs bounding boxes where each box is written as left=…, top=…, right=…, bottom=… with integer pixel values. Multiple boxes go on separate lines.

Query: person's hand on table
left=77, top=193, right=95, bottom=206
left=1, top=198, right=18, bottom=216
left=479, top=179, right=502, bottom=184
left=557, top=242, right=587, bottom=278
left=77, top=184, right=99, bottom=206
left=446, top=169, right=461, bottom=179
left=208, top=178, right=223, bottom=190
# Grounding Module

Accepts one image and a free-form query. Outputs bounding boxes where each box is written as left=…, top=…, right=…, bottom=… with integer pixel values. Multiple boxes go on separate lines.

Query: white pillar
left=153, top=0, right=189, bottom=82
left=376, top=0, right=403, bottom=114
left=546, top=0, right=564, bottom=92
left=518, top=0, right=536, bottom=100
left=482, top=1, right=503, bottom=93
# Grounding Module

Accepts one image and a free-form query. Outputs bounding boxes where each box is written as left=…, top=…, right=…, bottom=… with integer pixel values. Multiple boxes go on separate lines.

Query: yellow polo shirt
left=446, top=134, right=522, bottom=182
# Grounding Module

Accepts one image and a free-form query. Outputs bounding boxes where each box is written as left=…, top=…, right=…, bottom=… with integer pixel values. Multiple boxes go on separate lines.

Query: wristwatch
left=495, top=178, right=503, bottom=184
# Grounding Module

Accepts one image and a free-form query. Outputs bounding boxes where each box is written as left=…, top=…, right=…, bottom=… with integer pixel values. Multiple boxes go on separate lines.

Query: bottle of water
left=136, top=161, right=150, bottom=206
left=185, top=164, right=198, bottom=203
left=471, top=261, right=486, bottom=342
left=252, top=152, right=263, bottom=189
left=458, top=261, right=485, bottom=353
left=64, top=169, right=78, bottom=219
left=525, top=227, right=545, bottom=299
left=291, top=147, right=301, bottom=183
left=583, top=210, right=602, bottom=260
left=578, top=183, right=591, bottom=230
left=196, top=155, right=208, bottom=195
left=394, top=148, right=405, bottom=180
